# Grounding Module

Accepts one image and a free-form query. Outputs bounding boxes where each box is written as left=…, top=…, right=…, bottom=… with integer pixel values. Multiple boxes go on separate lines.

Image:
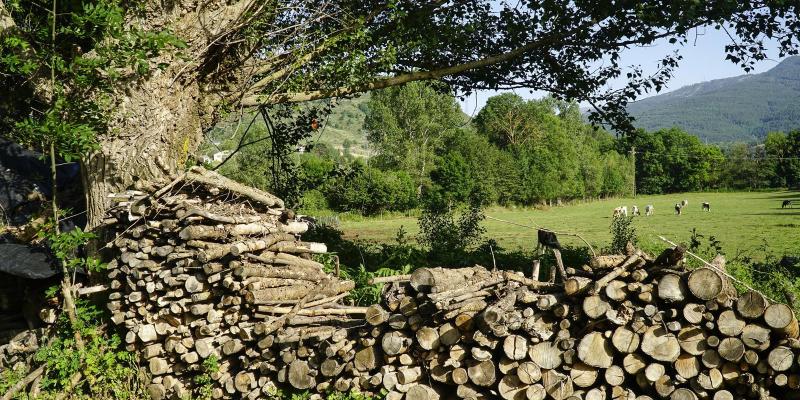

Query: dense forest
left=210, top=83, right=800, bottom=215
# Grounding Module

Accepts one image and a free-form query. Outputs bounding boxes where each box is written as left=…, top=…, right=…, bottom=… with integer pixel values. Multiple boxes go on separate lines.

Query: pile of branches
left=371, top=249, right=799, bottom=400
left=104, top=167, right=365, bottom=399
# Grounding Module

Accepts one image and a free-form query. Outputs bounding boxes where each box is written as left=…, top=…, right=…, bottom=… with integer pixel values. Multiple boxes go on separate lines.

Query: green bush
left=325, top=163, right=417, bottom=215
left=299, top=189, right=329, bottom=212
left=609, top=215, right=637, bottom=254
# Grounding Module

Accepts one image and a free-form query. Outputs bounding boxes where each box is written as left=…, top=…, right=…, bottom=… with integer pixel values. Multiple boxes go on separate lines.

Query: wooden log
left=623, top=353, right=647, bottom=375
left=410, top=266, right=491, bottom=294
left=717, top=310, right=745, bottom=337
left=612, top=326, right=640, bottom=353
left=397, top=367, right=422, bottom=384
left=737, top=291, right=767, bottom=319
left=717, top=337, right=745, bottom=362
left=645, top=363, right=665, bottom=382
left=585, top=387, right=606, bottom=400
left=674, top=354, right=700, bottom=379
left=529, top=341, right=563, bottom=370
left=641, top=326, right=681, bottom=362
left=452, top=368, right=469, bottom=385
left=604, top=365, right=625, bottom=386
left=695, top=368, right=723, bottom=391
left=670, top=388, right=698, bottom=400
left=677, top=326, right=707, bottom=355
left=657, top=274, right=686, bottom=302
left=767, top=346, right=794, bottom=372
left=541, top=370, right=574, bottom=400
left=245, top=280, right=354, bottom=303
left=230, top=233, right=297, bottom=256
left=354, top=346, right=378, bottom=372
left=654, top=376, right=675, bottom=398
left=439, top=322, right=461, bottom=346
left=416, top=327, right=440, bottom=350
left=564, top=277, right=592, bottom=296
left=268, top=241, right=327, bottom=254
left=582, top=295, right=610, bottom=319
left=740, top=324, right=770, bottom=351
left=713, top=390, right=733, bottom=400
left=247, top=252, right=326, bottom=270
left=526, top=384, right=547, bottom=400
left=682, top=303, right=704, bottom=325
left=382, top=332, right=410, bottom=356
left=590, top=255, right=627, bottom=269
left=467, top=360, right=496, bottom=387
left=570, top=362, right=598, bottom=388
left=587, top=254, right=641, bottom=295
left=687, top=267, right=728, bottom=301
left=498, top=375, right=527, bottom=400
left=288, top=360, right=315, bottom=389
left=764, top=303, right=799, bottom=338
left=503, top=335, right=528, bottom=361
left=406, top=384, right=440, bottom=400
left=517, top=362, right=542, bottom=385
left=604, top=280, right=628, bottom=302
left=577, top=332, right=614, bottom=368
left=701, top=349, right=722, bottom=369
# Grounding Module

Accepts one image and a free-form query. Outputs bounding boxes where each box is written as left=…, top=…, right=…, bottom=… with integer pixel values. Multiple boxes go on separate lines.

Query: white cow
left=613, top=206, right=628, bottom=217
left=632, top=205, right=640, bottom=216
left=644, top=205, right=654, bottom=216
left=681, top=199, right=689, bottom=207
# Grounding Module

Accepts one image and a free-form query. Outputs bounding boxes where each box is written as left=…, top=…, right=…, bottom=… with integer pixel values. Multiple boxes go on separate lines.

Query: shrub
left=609, top=215, right=637, bottom=254
left=419, top=197, right=486, bottom=263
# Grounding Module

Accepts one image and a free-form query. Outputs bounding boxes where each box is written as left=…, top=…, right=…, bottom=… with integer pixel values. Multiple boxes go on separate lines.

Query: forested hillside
left=627, top=56, right=800, bottom=142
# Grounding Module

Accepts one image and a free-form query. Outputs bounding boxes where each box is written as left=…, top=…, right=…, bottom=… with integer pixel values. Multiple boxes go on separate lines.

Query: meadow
left=338, top=191, right=800, bottom=258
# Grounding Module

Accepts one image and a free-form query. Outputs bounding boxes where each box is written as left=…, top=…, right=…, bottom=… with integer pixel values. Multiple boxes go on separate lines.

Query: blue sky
left=458, top=27, right=787, bottom=115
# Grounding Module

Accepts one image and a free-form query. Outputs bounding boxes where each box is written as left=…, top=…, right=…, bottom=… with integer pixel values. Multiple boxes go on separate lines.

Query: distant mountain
left=626, top=56, right=800, bottom=142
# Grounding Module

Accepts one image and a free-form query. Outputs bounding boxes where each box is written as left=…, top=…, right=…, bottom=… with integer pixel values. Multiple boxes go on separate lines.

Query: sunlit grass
left=336, top=191, right=800, bottom=258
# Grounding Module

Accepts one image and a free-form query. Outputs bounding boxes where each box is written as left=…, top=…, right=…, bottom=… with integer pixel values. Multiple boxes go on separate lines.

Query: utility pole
left=630, top=146, right=637, bottom=198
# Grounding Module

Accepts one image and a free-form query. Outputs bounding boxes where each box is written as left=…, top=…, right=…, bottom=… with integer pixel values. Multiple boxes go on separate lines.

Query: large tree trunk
left=78, top=1, right=255, bottom=229
left=82, top=74, right=205, bottom=229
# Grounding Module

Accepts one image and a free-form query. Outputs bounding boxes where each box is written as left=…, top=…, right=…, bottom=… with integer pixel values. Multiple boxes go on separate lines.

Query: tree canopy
left=2, top=0, right=800, bottom=226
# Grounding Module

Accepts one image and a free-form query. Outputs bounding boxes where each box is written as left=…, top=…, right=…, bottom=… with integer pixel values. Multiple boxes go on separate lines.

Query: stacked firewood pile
left=372, top=250, right=800, bottom=400
left=103, top=167, right=800, bottom=400
left=105, top=167, right=367, bottom=399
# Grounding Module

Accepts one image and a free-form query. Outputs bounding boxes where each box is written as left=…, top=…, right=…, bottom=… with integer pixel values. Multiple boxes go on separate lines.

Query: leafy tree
left=364, top=81, right=465, bottom=190
left=3, top=0, right=800, bottom=229
left=772, top=130, right=800, bottom=188
left=624, top=127, right=724, bottom=194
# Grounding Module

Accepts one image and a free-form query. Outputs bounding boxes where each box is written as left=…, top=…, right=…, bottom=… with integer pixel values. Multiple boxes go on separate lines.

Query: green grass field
left=338, top=191, right=800, bottom=257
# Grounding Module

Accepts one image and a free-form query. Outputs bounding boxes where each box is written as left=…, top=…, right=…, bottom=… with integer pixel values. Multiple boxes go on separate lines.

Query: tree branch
left=0, top=0, right=52, bottom=101
left=240, top=34, right=563, bottom=106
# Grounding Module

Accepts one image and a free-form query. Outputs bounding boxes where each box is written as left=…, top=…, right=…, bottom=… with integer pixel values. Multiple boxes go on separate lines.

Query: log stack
left=368, top=251, right=800, bottom=400
left=104, top=167, right=800, bottom=400
left=105, top=167, right=367, bottom=399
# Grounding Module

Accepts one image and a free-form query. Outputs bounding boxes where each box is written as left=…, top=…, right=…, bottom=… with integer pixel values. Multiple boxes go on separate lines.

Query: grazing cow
left=632, top=205, right=640, bottom=216
left=681, top=199, right=689, bottom=207
left=675, top=203, right=682, bottom=215
left=645, top=205, right=654, bottom=216
left=702, top=202, right=710, bottom=212
left=613, top=206, right=628, bottom=217
left=783, top=200, right=793, bottom=209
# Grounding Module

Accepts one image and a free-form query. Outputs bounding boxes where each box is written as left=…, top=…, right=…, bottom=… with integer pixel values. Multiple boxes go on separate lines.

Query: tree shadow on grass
left=304, top=222, right=590, bottom=277
left=742, top=211, right=800, bottom=216
left=754, top=192, right=800, bottom=200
